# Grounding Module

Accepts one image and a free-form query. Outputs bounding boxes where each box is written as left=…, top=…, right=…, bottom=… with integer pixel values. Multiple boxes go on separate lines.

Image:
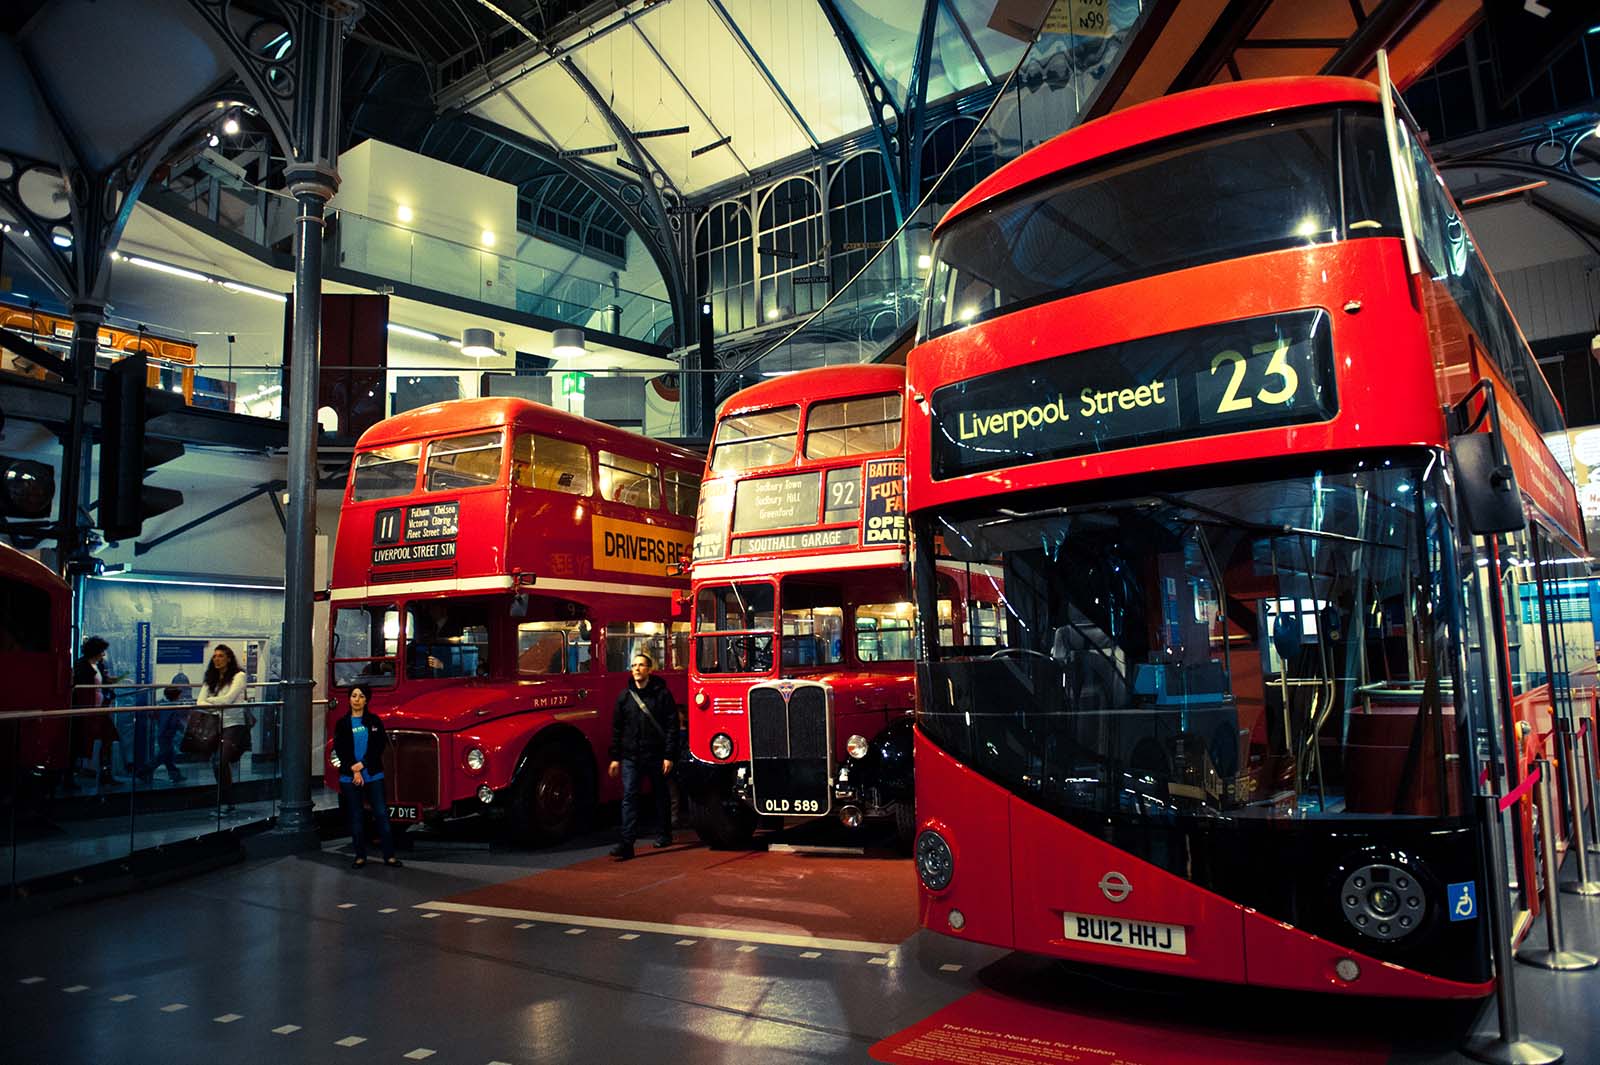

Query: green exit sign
left=560, top=371, right=589, bottom=396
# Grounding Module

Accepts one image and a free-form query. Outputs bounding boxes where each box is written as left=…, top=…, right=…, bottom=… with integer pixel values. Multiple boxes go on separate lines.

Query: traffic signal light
left=0, top=456, right=54, bottom=517
left=98, top=353, right=184, bottom=541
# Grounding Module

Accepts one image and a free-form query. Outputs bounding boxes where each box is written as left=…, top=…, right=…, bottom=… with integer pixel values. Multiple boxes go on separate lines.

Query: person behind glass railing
left=144, top=678, right=189, bottom=785
left=332, top=684, right=400, bottom=868
left=70, top=636, right=121, bottom=790
left=198, top=645, right=249, bottom=814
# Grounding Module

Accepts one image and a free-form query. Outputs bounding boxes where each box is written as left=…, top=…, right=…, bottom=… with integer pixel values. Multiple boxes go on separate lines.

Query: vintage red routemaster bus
left=0, top=545, right=73, bottom=792
left=685, top=365, right=926, bottom=846
left=905, top=71, right=1590, bottom=998
left=326, top=397, right=701, bottom=843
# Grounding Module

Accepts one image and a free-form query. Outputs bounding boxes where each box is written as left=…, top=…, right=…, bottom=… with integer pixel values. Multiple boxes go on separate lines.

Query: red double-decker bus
left=906, top=72, right=1590, bottom=998
left=326, top=397, right=701, bottom=843
left=685, top=364, right=974, bottom=847
left=0, top=545, right=72, bottom=794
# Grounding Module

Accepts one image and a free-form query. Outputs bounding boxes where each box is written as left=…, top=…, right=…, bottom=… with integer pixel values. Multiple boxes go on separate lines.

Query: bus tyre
left=689, top=788, right=756, bottom=849
left=893, top=800, right=916, bottom=853
left=511, top=745, right=592, bottom=847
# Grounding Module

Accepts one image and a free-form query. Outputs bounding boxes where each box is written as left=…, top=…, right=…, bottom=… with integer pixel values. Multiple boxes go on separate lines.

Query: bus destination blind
left=372, top=500, right=459, bottom=565
left=930, top=309, right=1335, bottom=479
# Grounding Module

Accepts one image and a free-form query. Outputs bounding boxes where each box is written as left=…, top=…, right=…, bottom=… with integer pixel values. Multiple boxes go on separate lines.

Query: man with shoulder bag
left=608, top=652, right=680, bottom=861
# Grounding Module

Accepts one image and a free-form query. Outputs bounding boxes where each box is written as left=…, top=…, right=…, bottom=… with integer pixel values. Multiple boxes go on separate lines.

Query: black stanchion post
left=1557, top=721, right=1600, bottom=896
left=1514, top=758, right=1596, bottom=971
left=1463, top=790, right=1565, bottom=1065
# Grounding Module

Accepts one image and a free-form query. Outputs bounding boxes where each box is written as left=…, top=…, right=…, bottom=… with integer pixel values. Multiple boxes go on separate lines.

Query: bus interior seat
left=1051, top=624, right=1129, bottom=711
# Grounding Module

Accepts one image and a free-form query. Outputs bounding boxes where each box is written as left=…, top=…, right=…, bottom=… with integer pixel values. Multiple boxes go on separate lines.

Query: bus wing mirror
left=1449, top=379, right=1524, bottom=536
left=1451, top=433, right=1524, bottom=535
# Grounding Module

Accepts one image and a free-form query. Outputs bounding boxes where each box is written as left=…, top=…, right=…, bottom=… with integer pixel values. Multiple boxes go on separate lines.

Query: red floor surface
left=871, top=990, right=1388, bottom=1065
left=447, top=840, right=921, bottom=945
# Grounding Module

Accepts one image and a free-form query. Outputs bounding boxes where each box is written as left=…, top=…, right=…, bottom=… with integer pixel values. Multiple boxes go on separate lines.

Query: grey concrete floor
left=2, top=833, right=1599, bottom=1065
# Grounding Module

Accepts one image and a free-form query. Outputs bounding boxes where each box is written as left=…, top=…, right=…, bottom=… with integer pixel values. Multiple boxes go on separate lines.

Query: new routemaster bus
left=686, top=365, right=932, bottom=846
left=906, top=72, right=1590, bottom=998
left=327, top=397, right=701, bottom=843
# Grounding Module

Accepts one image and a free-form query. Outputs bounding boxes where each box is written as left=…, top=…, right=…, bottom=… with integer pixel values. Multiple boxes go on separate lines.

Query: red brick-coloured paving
left=447, top=840, right=920, bottom=945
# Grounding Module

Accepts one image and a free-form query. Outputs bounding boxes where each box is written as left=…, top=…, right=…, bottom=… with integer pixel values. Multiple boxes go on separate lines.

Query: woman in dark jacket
left=333, top=684, right=400, bottom=868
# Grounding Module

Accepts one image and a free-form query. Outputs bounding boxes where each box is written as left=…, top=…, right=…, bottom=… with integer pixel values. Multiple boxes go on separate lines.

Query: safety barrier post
left=1581, top=718, right=1600, bottom=857
left=1557, top=720, right=1600, bottom=896
left=1464, top=783, right=1565, bottom=1064
left=1514, top=759, right=1596, bottom=972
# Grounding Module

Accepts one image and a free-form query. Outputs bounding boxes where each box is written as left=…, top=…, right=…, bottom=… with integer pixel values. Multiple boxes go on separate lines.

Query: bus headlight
left=846, top=734, right=869, bottom=760
left=695, top=691, right=708, bottom=708
left=1339, top=860, right=1426, bottom=941
left=916, top=829, right=953, bottom=892
left=464, top=747, right=486, bottom=773
left=711, top=733, right=734, bottom=761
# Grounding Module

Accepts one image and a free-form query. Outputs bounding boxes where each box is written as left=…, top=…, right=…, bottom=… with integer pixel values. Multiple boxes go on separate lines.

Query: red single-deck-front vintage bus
left=685, top=365, right=931, bottom=846
left=327, top=397, right=702, bottom=843
left=906, top=71, right=1591, bottom=998
left=0, top=544, right=72, bottom=792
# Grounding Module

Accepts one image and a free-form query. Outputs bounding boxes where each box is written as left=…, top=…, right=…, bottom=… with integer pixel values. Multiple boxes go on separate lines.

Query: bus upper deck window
left=351, top=444, right=421, bottom=501
left=599, top=451, right=661, bottom=509
left=804, top=393, right=902, bottom=459
left=711, top=406, right=799, bottom=474
left=664, top=468, right=701, bottom=517
left=426, top=432, right=503, bottom=492
left=514, top=432, right=592, bottom=495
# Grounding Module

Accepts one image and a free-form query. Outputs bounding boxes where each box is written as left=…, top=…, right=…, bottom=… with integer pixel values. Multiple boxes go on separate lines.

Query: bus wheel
left=512, top=746, right=591, bottom=846
left=892, top=800, right=916, bottom=853
left=689, top=787, right=756, bottom=849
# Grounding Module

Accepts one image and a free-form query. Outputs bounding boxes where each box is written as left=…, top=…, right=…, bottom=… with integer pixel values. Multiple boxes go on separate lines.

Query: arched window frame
left=756, top=175, right=825, bottom=322
left=825, top=151, right=897, bottom=296
left=694, top=200, right=756, bottom=336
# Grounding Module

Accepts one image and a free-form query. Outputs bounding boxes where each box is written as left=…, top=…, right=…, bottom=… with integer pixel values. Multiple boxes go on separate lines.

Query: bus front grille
left=746, top=682, right=831, bottom=817
left=382, top=731, right=440, bottom=808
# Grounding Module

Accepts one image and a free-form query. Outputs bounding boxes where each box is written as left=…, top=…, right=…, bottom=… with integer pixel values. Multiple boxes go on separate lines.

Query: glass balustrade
left=2, top=693, right=337, bottom=897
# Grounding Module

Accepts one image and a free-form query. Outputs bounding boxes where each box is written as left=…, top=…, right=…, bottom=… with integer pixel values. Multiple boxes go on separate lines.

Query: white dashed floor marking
left=618, top=933, right=640, bottom=940
left=379, top=908, right=398, bottom=914
left=420, top=912, right=441, bottom=919
left=63, top=985, right=89, bottom=993
left=335, top=1035, right=367, bottom=1047
left=110, top=994, right=137, bottom=1002
left=161, top=1003, right=188, bottom=1013
left=868, top=957, right=891, bottom=966
left=18, top=977, right=44, bottom=985
left=940, top=963, right=964, bottom=973
left=675, top=939, right=698, bottom=946
left=404, top=1050, right=437, bottom=1060
left=799, top=951, right=821, bottom=959
left=466, top=917, right=487, bottom=924
left=273, top=1025, right=302, bottom=1035
left=215, top=1013, right=243, bottom=1024
left=564, top=927, right=587, bottom=935
left=736, top=945, right=757, bottom=953
left=515, top=923, right=534, bottom=929
left=338, top=903, right=357, bottom=909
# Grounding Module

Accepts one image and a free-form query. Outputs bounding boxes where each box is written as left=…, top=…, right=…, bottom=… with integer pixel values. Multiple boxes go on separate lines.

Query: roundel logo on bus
left=592, top=514, right=693, bottom=577
left=1099, top=871, right=1133, bottom=903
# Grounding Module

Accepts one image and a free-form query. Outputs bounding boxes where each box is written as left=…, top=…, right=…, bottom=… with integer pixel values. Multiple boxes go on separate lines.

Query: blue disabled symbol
left=1448, top=881, right=1477, bottom=922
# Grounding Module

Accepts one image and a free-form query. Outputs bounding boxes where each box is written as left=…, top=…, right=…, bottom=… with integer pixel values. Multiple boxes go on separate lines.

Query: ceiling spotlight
left=552, top=327, right=585, bottom=359
left=397, top=204, right=414, bottom=223
left=223, top=116, right=240, bottom=136
left=481, top=229, right=495, bottom=247
left=208, top=133, right=220, bottom=147
left=461, top=327, right=500, bottom=358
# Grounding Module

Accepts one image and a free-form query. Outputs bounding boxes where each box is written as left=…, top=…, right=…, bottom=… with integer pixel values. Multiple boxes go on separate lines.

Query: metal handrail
left=0, top=699, right=332, bottom=723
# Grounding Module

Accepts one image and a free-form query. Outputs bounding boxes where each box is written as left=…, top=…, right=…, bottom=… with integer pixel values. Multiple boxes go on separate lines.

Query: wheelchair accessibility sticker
left=1448, top=881, right=1477, bottom=921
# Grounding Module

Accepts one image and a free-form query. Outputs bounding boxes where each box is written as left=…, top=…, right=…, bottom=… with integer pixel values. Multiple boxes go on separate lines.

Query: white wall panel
left=1497, top=254, right=1600, bottom=343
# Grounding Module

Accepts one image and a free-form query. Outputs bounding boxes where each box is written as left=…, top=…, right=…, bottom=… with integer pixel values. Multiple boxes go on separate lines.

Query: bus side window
left=669, top=621, right=691, bottom=670
left=514, top=432, right=592, bottom=495
left=605, top=622, right=668, bottom=672
left=599, top=451, right=661, bottom=510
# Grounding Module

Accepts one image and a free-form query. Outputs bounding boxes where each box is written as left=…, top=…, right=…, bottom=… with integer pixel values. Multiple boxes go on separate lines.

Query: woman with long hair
left=198, top=644, right=249, bottom=813
left=332, top=684, right=400, bottom=868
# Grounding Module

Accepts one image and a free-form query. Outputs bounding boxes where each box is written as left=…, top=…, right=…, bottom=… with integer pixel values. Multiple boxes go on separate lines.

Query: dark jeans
left=619, top=757, right=670, bottom=847
left=213, top=725, right=249, bottom=803
left=340, top=777, right=396, bottom=860
left=137, top=710, right=185, bottom=775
